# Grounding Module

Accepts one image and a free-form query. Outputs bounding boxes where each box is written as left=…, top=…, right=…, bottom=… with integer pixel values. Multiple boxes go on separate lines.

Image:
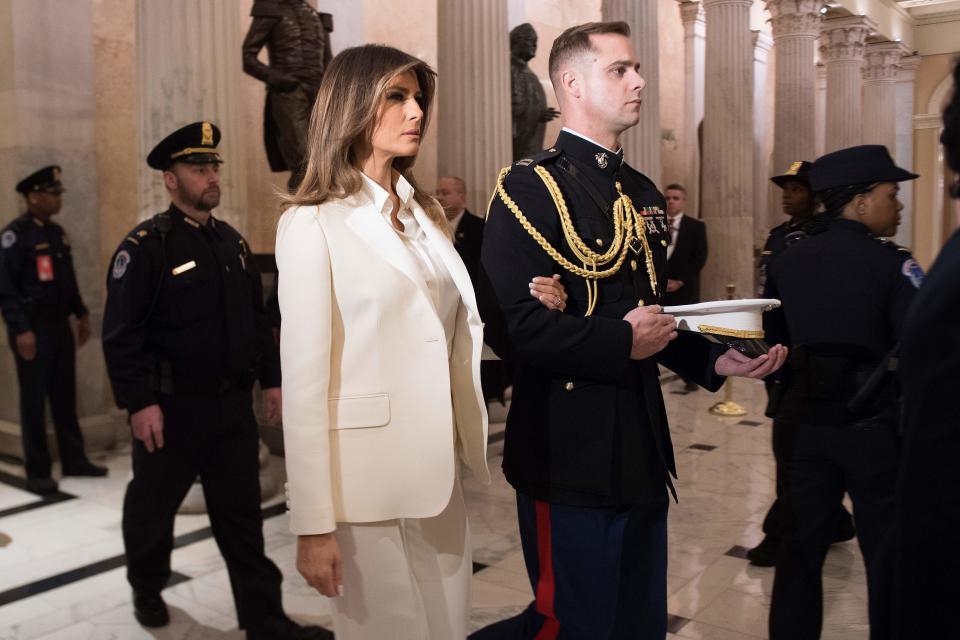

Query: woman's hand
left=530, top=274, right=568, bottom=312
left=297, top=533, right=343, bottom=598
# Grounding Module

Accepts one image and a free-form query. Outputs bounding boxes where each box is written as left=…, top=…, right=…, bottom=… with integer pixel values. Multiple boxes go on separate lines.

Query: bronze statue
left=510, top=23, right=559, bottom=161
left=242, top=0, right=333, bottom=189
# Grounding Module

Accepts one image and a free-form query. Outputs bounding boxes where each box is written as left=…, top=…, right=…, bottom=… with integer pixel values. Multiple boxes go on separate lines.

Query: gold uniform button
left=630, top=259, right=638, bottom=271
left=661, top=239, right=668, bottom=246
left=564, top=382, right=575, bottom=392
left=595, top=238, right=604, bottom=247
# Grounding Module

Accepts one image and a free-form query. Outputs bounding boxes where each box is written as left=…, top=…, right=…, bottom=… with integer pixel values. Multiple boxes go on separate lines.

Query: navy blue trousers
left=471, top=492, right=669, bottom=640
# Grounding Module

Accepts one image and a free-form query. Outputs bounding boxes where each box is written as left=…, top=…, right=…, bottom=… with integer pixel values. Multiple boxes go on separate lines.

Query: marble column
left=765, top=0, right=822, bottom=171
left=815, top=62, right=827, bottom=157
left=602, top=0, right=662, bottom=183
left=862, top=41, right=909, bottom=152
left=820, top=15, right=875, bottom=152
left=136, top=0, right=248, bottom=234
left=894, top=54, right=920, bottom=248
left=679, top=1, right=706, bottom=217
left=437, top=0, right=511, bottom=215
left=701, top=0, right=755, bottom=299
left=752, top=30, right=773, bottom=247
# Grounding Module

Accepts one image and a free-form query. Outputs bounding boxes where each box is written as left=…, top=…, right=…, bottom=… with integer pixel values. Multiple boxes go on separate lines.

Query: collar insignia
left=595, top=152, right=609, bottom=169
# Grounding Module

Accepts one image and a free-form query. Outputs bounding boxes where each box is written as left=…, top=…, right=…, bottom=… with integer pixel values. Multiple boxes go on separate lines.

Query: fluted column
left=753, top=30, right=773, bottom=246
left=701, top=0, right=755, bottom=299
left=766, top=0, right=822, bottom=168
left=137, top=0, right=248, bottom=233
left=602, top=0, right=662, bottom=182
left=862, top=41, right=909, bottom=152
left=894, top=54, right=920, bottom=247
left=815, top=62, right=827, bottom=157
left=437, top=0, right=511, bottom=215
left=680, top=1, right=706, bottom=217
left=820, top=15, right=875, bottom=152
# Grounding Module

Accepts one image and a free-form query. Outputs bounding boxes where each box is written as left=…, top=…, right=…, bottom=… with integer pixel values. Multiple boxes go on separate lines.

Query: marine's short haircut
left=664, top=183, right=686, bottom=194
left=548, top=21, right=631, bottom=87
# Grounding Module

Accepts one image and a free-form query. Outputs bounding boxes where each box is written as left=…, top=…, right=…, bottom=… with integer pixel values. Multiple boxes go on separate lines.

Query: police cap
left=147, top=121, right=223, bottom=170
left=16, top=165, right=64, bottom=195
left=810, top=145, right=917, bottom=193
left=770, top=160, right=812, bottom=188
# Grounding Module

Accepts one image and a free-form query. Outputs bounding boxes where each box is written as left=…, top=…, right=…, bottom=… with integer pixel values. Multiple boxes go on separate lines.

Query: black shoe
left=62, top=460, right=108, bottom=477
left=133, top=591, right=169, bottom=628
left=247, top=615, right=328, bottom=639
left=833, top=514, right=856, bottom=544
left=25, top=477, right=59, bottom=495
left=746, top=535, right=781, bottom=567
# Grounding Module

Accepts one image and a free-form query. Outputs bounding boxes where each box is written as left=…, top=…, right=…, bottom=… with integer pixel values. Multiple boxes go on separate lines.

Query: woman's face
left=369, top=71, right=423, bottom=161
left=858, top=182, right=903, bottom=237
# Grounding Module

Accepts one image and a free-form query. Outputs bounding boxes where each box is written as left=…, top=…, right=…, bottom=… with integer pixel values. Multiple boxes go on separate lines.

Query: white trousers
left=331, top=476, right=472, bottom=639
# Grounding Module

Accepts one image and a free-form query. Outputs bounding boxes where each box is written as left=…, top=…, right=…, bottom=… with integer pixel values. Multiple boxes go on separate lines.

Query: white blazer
left=275, top=177, right=490, bottom=535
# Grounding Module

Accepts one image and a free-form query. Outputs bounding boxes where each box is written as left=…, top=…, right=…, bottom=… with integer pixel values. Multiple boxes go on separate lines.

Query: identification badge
left=36, top=255, right=54, bottom=281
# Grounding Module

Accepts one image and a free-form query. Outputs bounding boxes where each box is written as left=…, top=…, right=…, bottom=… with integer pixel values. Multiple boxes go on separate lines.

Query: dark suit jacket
left=452, top=210, right=484, bottom=291
left=662, top=214, right=707, bottom=307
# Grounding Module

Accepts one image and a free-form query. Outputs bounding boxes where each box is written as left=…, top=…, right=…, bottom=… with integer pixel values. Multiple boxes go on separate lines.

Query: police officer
left=473, top=22, right=786, bottom=639
left=102, top=122, right=323, bottom=639
left=748, top=161, right=855, bottom=567
left=765, top=145, right=920, bottom=640
left=0, top=166, right=106, bottom=494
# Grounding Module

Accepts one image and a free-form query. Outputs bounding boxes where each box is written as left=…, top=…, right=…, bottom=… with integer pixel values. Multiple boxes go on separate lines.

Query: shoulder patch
left=112, top=250, right=131, bottom=280
left=901, top=258, right=924, bottom=289
left=1, top=230, right=16, bottom=249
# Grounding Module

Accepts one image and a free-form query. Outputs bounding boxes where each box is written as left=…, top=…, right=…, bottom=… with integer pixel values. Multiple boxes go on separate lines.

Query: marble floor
left=0, top=376, right=871, bottom=639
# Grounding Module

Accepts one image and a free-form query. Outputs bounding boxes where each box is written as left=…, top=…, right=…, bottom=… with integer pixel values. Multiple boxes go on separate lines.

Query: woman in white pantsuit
left=275, top=45, right=566, bottom=639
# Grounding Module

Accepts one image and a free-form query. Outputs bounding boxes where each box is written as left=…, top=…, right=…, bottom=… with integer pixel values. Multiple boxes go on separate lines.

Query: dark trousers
left=762, top=418, right=853, bottom=540
left=769, top=415, right=899, bottom=640
left=122, top=388, right=284, bottom=629
left=470, top=492, right=669, bottom=640
left=10, top=319, right=87, bottom=479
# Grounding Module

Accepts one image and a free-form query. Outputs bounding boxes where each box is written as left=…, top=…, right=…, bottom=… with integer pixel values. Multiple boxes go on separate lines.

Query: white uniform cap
left=663, top=299, right=782, bottom=357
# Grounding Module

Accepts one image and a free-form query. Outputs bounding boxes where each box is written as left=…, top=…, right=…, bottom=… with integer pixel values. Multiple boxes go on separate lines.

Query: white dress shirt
left=361, top=171, right=460, bottom=357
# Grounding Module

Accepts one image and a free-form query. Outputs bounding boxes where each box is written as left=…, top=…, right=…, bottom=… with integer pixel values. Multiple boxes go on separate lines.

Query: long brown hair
left=281, top=44, right=446, bottom=231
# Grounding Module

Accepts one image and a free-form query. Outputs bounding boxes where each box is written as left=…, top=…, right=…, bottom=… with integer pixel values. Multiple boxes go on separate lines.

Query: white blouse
left=360, top=172, right=460, bottom=358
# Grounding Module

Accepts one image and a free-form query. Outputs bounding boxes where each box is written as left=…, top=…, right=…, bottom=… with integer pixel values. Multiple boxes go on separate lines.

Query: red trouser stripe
left=534, top=500, right=561, bottom=640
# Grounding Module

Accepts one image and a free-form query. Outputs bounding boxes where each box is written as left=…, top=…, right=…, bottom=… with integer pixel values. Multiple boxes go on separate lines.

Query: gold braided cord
left=697, top=325, right=764, bottom=339
left=494, top=165, right=660, bottom=315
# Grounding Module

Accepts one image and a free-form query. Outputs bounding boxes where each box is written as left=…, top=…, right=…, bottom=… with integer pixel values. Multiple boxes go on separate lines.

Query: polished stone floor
left=0, top=376, right=870, bottom=639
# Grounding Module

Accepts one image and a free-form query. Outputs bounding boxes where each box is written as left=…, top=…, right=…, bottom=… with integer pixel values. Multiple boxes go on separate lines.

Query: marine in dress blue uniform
left=474, top=129, right=728, bottom=639
left=101, top=123, right=323, bottom=639
left=764, top=145, right=920, bottom=640
left=0, top=166, right=106, bottom=494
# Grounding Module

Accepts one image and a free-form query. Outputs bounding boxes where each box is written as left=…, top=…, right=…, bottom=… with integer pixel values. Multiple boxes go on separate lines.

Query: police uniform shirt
left=482, top=129, right=725, bottom=508
left=102, top=205, right=280, bottom=413
left=0, top=213, right=87, bottom=333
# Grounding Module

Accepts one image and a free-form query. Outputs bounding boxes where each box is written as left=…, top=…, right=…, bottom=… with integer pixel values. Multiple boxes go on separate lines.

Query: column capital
left=679, top=0, right=705, bottom=25
left=863, top=41, right=911, bottom=82
left=819, top=15, right=876, bottom=63
left=897, top=54, right=921, bottom=82
left=764, top=0, right=824, bottom=39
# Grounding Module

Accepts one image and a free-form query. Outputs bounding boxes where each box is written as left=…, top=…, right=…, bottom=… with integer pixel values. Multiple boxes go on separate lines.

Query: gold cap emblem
left=201, top=122, right=214, bottom=146
left=595, top=152, right=608, bottom=169
left=786, top=161, right=803, bottom=176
